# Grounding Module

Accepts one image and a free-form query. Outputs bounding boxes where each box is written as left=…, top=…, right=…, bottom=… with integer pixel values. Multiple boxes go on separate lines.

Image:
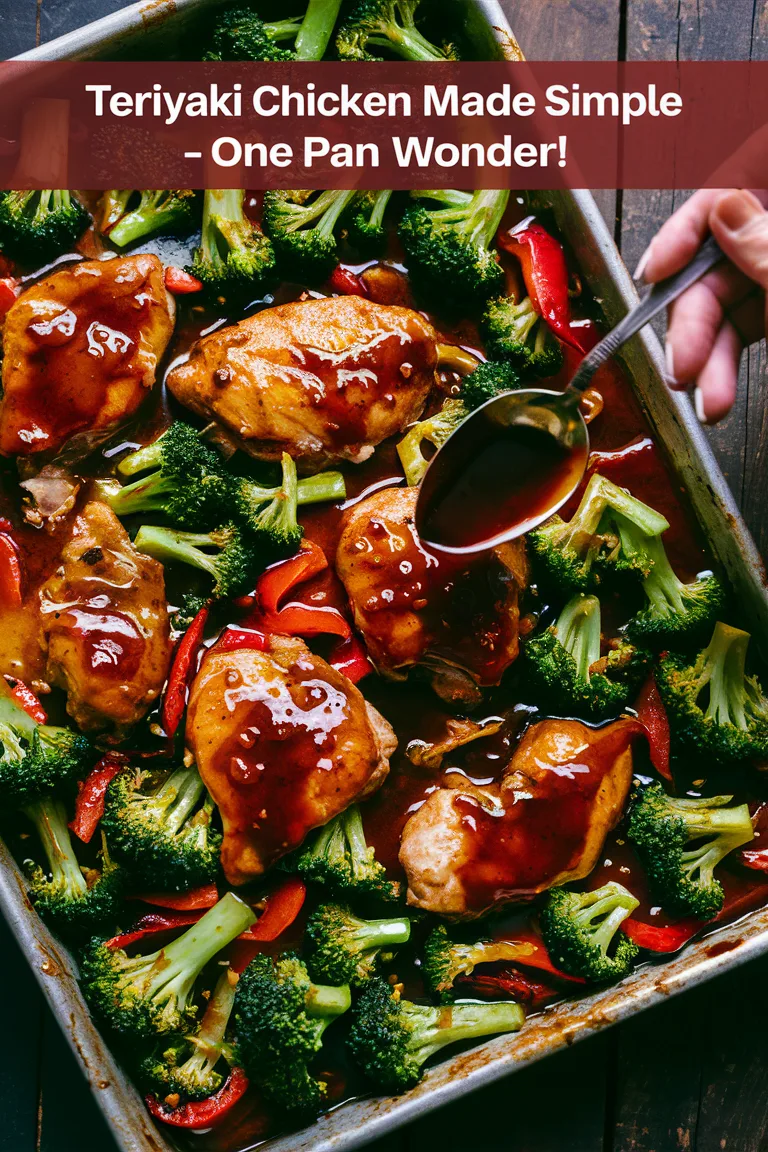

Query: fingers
left=693, top=318, right=743, bottom=424
left=664, top=263, right=761, bottom=387
left=708, top=189, right=768, bottom=290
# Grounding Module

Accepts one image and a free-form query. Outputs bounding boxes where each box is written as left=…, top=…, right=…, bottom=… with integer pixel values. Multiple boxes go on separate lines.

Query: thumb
left=709, top=189, right=768, bottom=292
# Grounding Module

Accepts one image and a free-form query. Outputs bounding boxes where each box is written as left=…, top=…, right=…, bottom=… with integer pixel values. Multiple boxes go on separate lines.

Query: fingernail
left=664, top=342, right=677, bottom=386
left=694, top=387, right=707, bottom=423
left=713, top=189, right=764, bottom=233
left=633, top=243, right=652, bottom=281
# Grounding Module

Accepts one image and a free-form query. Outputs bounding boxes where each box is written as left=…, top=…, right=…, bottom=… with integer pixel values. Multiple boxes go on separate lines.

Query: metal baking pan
left=7, top=3, right=768, bottom=1151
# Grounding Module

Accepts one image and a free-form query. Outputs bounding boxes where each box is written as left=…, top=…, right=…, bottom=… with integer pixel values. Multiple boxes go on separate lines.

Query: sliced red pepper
left=129, top=883, right=219, bottom=911
left=329, top=264, right=370, bottom=298
left=69, top=754, right=128, bottom=844
left=106, top=910, right=204, bottom=950
left=164, top=266, right=203, bottom=294
left=329, top=634, right=374, bottom=684
left=498, top=221, right=586, bottom=353
left=634, top=673, right=672, bottom=781
left=214, top=626, right=269, bottom=653
left=4, top=677, right=46, bottom=723
left=260, top=602, right=351, bottom=640
left=0, top=531, right=23, bottom=608
left=248, top=541, right=351, bottom=640
left=231, top=878, right=306, bottom=973
left=622, top=917, right=703, bottom=953
left=0, top=277, right=20, bottom=319
left=146, top=1066, right=249, bottom=1130
left=255, top=542, right=328, bottom=615
left=163, top=604, right=209, bottom=737
left=458, top=969, right=559, bottom=1010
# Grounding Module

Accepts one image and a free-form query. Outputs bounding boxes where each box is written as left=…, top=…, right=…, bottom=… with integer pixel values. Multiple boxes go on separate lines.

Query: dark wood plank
left=37, top=1012, right=118, bottom=1152
left=0, top=914, right=43, bottom=1152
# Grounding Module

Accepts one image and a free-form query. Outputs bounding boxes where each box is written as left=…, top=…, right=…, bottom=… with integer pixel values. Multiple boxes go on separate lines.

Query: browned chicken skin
left=336, top=485, right=529, bottom=705
left=39, top=501, right=172, bottom=735
left=166, top=295, right=438, bottom=469
left=0, top=254, right=175, bottom=460
left=399, top=717, right=643, bottom=917
left=185, top=634, right=397, bottom=886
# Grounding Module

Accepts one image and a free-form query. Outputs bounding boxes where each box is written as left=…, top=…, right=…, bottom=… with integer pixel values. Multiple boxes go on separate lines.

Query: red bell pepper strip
left=458, top=969, right=560, bottom=1011
left=129, top=883, right=219, bottom=911
left=497, top=221, right=586, bottom=353
left=231, top=878, right=306, bottom=973
left=163, top=604, right=209, bottom=737
left=634, top=673, right=672, bottom=781
left=329, top=264, right=370, bottom=298
left=622, top=917, right=703, bottom=953
left=0, top=531, right=23, bottom=608
left=0, top=277, right=20, bottom=319
left=248, top=541, right=352, bottom=639
left=256, top=542, right=328, bottom=615
left=146, top=1066, right=249, bottom=1130
left=214, top=626, right=269, bottom=653
left=164, top=266, right=203, bottom=294
left=4, top=677, right=46, bottom=723
left=261, top=602, right=351, bottom=639
left=69, top=754, right=128, bottom=844
left=106, top=910, right=204, bottom=950
left=329, top=634, right=373, bottom=684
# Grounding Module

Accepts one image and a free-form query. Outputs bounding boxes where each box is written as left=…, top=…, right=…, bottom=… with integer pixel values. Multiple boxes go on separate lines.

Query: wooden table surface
left=3, top=1, right=768, bottom=1150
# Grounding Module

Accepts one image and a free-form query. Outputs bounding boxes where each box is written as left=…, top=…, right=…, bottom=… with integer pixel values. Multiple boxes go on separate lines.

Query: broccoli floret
left=23, top=796, right=124, bottom=941
left=171, top=593, right=210, bottom=634
left=539, top=882, right=640, bottom=983
left=0, top=688, right=92, bottom=806
left=234, top=951, right=351, bottom=1115
left=305, top=903, right=411, bottom=987
left=288, top=804, right=401, bottom=902
left=106, top=190, right=196, bottom=248
left=344, top=190, right=394, bottom=254
left=190, top=188, right=276, bottom=300
left=262, top=189, right=357, bottom=282
left=230, top=451, right=301, bottom=563
left=80, top=892, right=256, bottom=1041
left=348, top=977, right=524, bottom=1093
left=102, top=764, right=221, bottom=892
left=397, top=360, right=520, bottom=486
left=398, top=189, right=509, bottom=310
left=237, top=467, right=346, bottom=527
left=206, top=0, right=343, bottom=61
left=627, top=783, right=753, bottom=919
left=482, top=295, right=564, bottom=379
left=0, top=190, right=89, bottom=262
left=527, top=472, right=670, bottom=596
left=337, top=0, right=459, bottom=61
left=525, top=593, right=647, bottom=720
left=100, top=190, right=133, bottom=233
left=133, top=521, right=257, bottom=599
left=140, top=968, right=238, bottom=1102
left=624, top=532, right=726, bottom=648
left=105, top=422, right=232, bottom=530
left=656, top=621, right=768, bottom=766
left=422, top=924, right=540, bottom=1002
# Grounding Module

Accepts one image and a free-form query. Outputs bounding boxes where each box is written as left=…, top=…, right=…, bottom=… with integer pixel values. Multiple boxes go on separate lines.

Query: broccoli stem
left=413, top=190, right=473, bottom=208
left=105, top=471, right=178, bottom=517
left=265, top=19, right=305, bottom=41
left=294, top=0, right=343, bottom=59
left=694, top=622, right=751, bottom=729
left=435, top=343, right=482, bottom=375
left=411, top=1001, right=525, bottom=1062
left=284, top=190, right=357, bottom=237
left=574, top=887, right=638, bottom=954
left=101, top=190, right=133, bottom=232
left=554, top=594, right=601, bottom=683
left=306, top=982, right=354, bottom=1017
left=154, top=767, right=207, bottom=836
left=343, top=805, right=372, bottom=879
left=559, top=473, right=669, bottom=553
left=296, top=471, right=346, bottom=505
left=133, top=525, right=222, bottom=581
left=182, top=969, right=238, bottom=1079
left=25, top=795, right=88, bottom=898
left=461, top=189, right=511, bottom=247
left=0, top=689, right=38, bottom=746
left=202, top=188, right=247, bottom=270
left=356, top=917, right=412, bottom=951
left=117, top=436, right=166, bottom=477
left=108, top=192, right=183, bottom=248
left=639, top=536, right=687, bottom=617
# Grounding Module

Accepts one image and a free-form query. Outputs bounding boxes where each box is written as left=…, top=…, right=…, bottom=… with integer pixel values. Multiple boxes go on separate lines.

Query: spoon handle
left=566, top=234, right=724, bottom=397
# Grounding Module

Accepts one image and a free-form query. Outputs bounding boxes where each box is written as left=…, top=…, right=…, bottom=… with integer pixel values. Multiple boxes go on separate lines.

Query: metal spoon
left=416, top=234, right=725, bottom=555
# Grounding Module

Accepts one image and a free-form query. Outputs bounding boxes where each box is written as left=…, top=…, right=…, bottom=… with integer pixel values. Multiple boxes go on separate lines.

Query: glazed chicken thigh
left=399, top=717, right=642, bottom=917
left=39, top=501, right=172, bottom=735
left=166, top=295, right=438, bottom=469
left=336, top=485, right=529, bottom=705
left=0, top=253, right=174, bottom=461
left=185, top=634, right=397, bottom=886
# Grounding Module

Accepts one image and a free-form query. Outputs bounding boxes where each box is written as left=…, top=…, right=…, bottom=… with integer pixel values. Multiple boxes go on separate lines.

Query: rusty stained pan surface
left=7, top=2, right=768, bottom=1151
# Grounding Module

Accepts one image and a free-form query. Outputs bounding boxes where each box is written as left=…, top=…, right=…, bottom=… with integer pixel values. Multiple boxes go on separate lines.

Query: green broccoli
left=398, top=188, right=509, bottom=310
left=525, top=593, right=647, bottom=720
left=287, top=804, right=401, bottom=902
left=422, top=923, right=541, bottom=1002
left=337, top=0, right=459, bottom=61
left=482, top=295, right=564, bottom=378
left=101, top=764, right=221, bottom=892
left=539, top=882, right=640, bottom=983
left=624, top=532, right=726, bottom=648
left=100, top=190, right=132, bottom=234
left=627, top=783, right=753, bottom=919
left=262, top=189, right=357, bottom=282
left=103, top=422, right=232, bottom=530
left=105, top=190, right=196, bottom=248
left=206, top=1, right=343, bottom=61
left=397, top=360, right=520, bottom=486
left=527, top=472, right=670, bottom=596
left=23, top=796, right=123, bottom=941
left=305, top=903, right=411, bottom=987
left=133, top=521, right=258, bottom=599
left=656, top=621, right=768, bottom=766
left=140, top=968, right=238, bottom=1103
left=0, top=190, right=89, bottom=262
left=190, top=188, right=276, bottom=300
left=0, top=687, right=92, bottom=806
left=344, top=190, right=394, bottom=254
left=348, top=977, right=524, bottom=1093
left=80, top=892, right=256, bottom=1041
left=234, top=951, right=351, bottom=1115
left=236, top=466, right=347, bottom=534
left=232, top=451, right=302, bottom=563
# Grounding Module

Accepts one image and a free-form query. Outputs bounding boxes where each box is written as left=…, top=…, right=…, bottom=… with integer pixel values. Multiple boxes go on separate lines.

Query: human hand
left=636, top=188, right=768, bottom=423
